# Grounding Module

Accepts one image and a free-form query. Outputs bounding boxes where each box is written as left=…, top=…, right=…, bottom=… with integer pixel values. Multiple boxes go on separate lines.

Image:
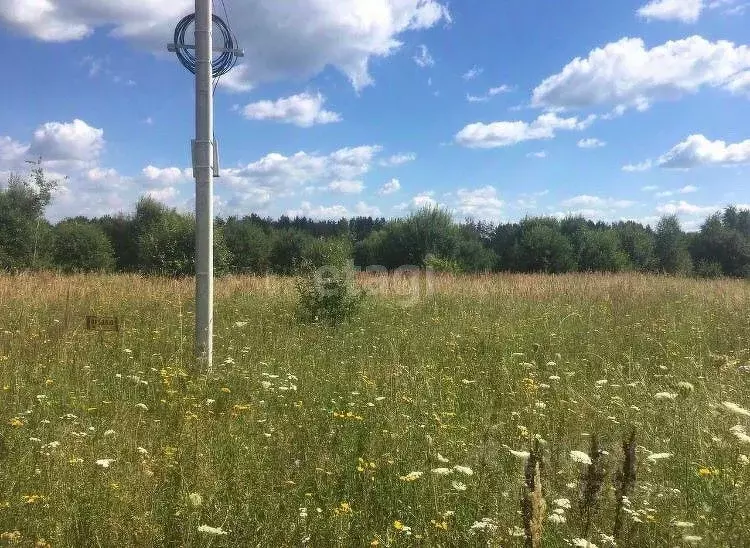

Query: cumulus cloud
left=657, top=134, right=750, bottom=168
left=454, top=186, right=504, bottom=220
left=286, top=200, right=381, bottom=219
left=413, top=44, right=435, bottom=67
left=241, top=92, right=341, bottom=127
left=655, top=185, right=699, bottom=197
left=455, top=112, right=595, bottom=148
left=0, top=0, right=450, bottom=91
left=29, top=119, right=104, bottom=165
left=561, top=195, right=636, bottom=209
left=327, top=180, right=364, bottom=193
left=531, top=36, right=750, bottom=112
left=379, top=178, right=401, bottom=195
left=656, top=200, right=720, bottom=215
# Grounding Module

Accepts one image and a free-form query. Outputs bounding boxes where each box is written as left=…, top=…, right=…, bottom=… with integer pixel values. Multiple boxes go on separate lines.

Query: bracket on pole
left=191, top=139, right=221, bottom=178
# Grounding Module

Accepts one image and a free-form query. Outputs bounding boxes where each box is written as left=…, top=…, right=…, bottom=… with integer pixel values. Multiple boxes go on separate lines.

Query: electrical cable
left=173, top=12, right=239, bottom=78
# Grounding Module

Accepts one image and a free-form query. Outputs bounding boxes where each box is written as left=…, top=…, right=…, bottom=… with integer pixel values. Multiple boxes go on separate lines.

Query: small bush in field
left=295, top=259, right=364, bottom=325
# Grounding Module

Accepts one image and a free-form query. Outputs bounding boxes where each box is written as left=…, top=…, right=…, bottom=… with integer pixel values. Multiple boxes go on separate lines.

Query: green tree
left=0, top=168, right=57, bottom=271
left=53, top=220, right=116, bottom=273
left=223, top=217, right=272, bottom=274
left=517, top=219, right=577, bottom=273
left=614, top=221, right=657, bottom=272
left=655, top=215, right=693, bottom=275
left=577, top=229, right=629, bottom=272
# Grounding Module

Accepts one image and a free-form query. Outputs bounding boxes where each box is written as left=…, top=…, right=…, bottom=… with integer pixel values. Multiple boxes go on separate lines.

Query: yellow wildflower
left=8, top=418, right=24, bottom=428
left=221, top=387, right=231, bottom=394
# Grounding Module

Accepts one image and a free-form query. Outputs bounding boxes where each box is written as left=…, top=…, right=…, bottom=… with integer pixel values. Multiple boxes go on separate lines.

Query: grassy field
left=1, top=273, right=749, bottom=547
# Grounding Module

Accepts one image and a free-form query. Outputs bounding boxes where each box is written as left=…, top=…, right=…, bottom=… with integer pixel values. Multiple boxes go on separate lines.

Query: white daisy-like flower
left=431, top=467, right=453, bottom=476
left=570, top=451, right=592, bottom=465
left=722, top=401, right=750, bottom=418
left=451, top=480, right=467, bottom=491
left=646, top=452, right=673, bottom=462
left=730, top=425, right=750, bottom=444
left=554, top=498, right=572, bottom=509
left=197, top=525, right=228, bottom=536
left=469, top=518, right=498, bottom=533
left=453, top=465, right=473, bottom=476
left=654, top=392, right=678, bottom=401
left=95, top=458, right=115, bottom=468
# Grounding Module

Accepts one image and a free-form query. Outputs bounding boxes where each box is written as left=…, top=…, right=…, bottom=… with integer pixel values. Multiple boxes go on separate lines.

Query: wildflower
left=95, top=459, right=115, bottom=468
left=103, top=429, right=116, bottom=437
left=197, top=525, right=228, bottom=536
left=698, top=467, right=719, bottom=477
left=682, top=535, right=702, bottom=544
left=436, top=453, right=450, bottom=463
left=234, top=321, right=248, bottom=327
left=0, top=531, right=21, bottom=543
left=334, top=502, right=352, bottom=516
left=548, top=513, right=566, bottom=524
left=137, top=447, right=148, bottom=455
left=654, top=392, right=678, bottom=400
left=599, top=534, right=616, bottom=546
left=299, top=507, right=308, bottom=519
left=673, top=521, right=695, bottom=528
left=570, top=450, right=592, bottom=465
left=509, top=525, right=526, bottom=537
left=453, top=465, right=473, bottom=476
left=8, top=418, right=24, bottom=428
left=189, top=493, right=203, bottom=508
left=549, top=375, right=561, bottom=381
left=722, top=401, right=750, bottom=418
left=261, top=381, right=273, bottom=389
left=554, top=498, right=571, bottom=509
left=431, top=519, right=448, bottom=530
left=469, top=518, right=498, bottom=534
left=135, top=403, right=148, bottom=411
left=595, top=379, right=608, bottom=387
left=221, top=387, right=231, bottom=394
left=571, top=539, right=598, bottom=548
left=29, top=437, right=41, bottom=443
left=646, top=452, right=673, bottom=462
left=123, top=348, right=132, bottom=354
left=738, top=454, right=749, bottom=466
left=451, top=480, right=467, bottom=491
left=504, top=445, right=530, bottom=459
left=399, top=471, right=423, bottom=482
left=730, top=425, right=750, bottom=444
left=431, top=467, right=453, bottom=476
left=677, top=381, right=695, bottom=393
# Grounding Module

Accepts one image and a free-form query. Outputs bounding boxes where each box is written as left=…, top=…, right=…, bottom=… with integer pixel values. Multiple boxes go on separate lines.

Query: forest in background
left=2, top=168, right=749, bottom=278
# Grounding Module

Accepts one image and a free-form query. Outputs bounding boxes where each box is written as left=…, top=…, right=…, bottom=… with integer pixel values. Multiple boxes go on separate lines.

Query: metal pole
left=194, top=0, right=213, bottom=370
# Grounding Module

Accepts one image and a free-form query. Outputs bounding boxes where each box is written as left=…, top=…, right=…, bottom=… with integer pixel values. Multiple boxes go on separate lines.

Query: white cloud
left=455, top=112, right=595, bottom=148
left=623, top=160, right=653, bottom=172
left=655, top=185, right=699, bottom=197
left=657, top=134, right=750, bottom=168
left=142, top=165, right=189, bottom=185
left=561, top=195, right=636, bottom=209
left=0, top=136, right=30, bottom=168
left=145, top=186, right=179, bottom=203
left=379, top=178, right=401, bottom=195
left=532, top=36, right=750, bottom=112
left=327, top=180, right=364, bottom=193
left=637, top=0, right=745, bottom=23
left=29, top=119, right=104, bottom=164
left=527, top=151, right=547, bottom=158
left=463, top=66, right=483, bottom=80
left=397, top=192, right=438, bottom=211
left=577, top=138, right=606, bottom=149
left=241, top=92, right=341, bottom=127
left=466, top=84, right=512, bottom=103
left=656, top=200, right=719, bottom=215
left=286, top=200, right=381, bottom=219
left=455, top=186, right=504, bottom=220
left=380, top=153, right=416, bottom=167
left=637, top=0, right=704, bottom=23
left=642, top=185, right=660, bottom=191
left=413, top=44, right=435, bottom=67
left=0, top=1, right=450, bottom=92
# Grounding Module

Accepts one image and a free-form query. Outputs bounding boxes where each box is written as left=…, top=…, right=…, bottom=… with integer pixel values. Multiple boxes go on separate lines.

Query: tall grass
left=0, top=272, right=748, bottom=546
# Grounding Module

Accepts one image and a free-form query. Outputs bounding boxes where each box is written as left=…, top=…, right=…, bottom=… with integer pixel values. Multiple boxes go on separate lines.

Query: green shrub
left=295, top=258, right=364, bottom=325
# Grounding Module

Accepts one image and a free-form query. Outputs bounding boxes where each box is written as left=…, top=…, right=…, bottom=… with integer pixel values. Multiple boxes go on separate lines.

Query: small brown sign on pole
left=85, top=316, right=120, bottom=332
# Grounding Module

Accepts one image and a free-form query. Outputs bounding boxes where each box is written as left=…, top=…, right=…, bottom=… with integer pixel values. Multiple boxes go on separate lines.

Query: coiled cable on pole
left=173, top=13, right=239, bottom=78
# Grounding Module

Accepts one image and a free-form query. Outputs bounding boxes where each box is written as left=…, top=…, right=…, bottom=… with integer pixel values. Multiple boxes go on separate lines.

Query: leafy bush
left=295, top=258, right=364, bottom=325
left=424, top=254, right=462, bottom=274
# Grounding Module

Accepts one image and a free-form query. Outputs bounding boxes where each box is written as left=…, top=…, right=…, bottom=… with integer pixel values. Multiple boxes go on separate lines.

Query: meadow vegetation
left=1, top=272, right=749, bottom=546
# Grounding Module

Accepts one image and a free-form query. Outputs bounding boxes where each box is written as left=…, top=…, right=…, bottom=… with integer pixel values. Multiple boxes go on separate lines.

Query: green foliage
left=424, top=254, right=463, bottom=274
left=517, top=219, right=577, bottom=273
left=577, top=229, right=629, bottom=272
left=53, top=220, right=116, bottom=273
left=614, top=221, right=657, bottom=272
left=0, top=169, right=57, bottom=271
left=223, top=217, right=272, bottom=274
left=295, top=242, right=364, bottom=325
left=655, top=215, right=693, bottom=275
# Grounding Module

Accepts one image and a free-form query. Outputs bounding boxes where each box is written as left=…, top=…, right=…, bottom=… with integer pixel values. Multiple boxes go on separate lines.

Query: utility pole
left=168, top=1, right=243, bottom=372
left=194, top=0, right=214, bottom=370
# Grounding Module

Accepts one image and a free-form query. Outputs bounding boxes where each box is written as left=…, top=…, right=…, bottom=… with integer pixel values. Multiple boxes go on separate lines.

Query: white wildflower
left=135, top=403, right=148, bottom=411
left=505, top=446, right=530, bottom=460
left=682, top=535, right=702, bottom=544
left=453, top=465, right=473, bottom=476
left=103, top=429, right=116, bottom=437
left=549, top=375, right=561, bottom=381
left=722, top=401, right=750, bottom=418
left=509, top=525, right=526, bottom=537
left=137, top=447, right=148, bottom=455
left=197, top=525, right=228, bottom=536
left=654, top=392, right=678, bottom=400
left=677, top=381, right=694, bottom=393
left=469, top=518, right=498, bottom=534
left=730, top=424, right=750, bottom=444
left=431, top=468, right=453, bottom=476
left=672, top=521, right=694, bottom=528
left=572, top=539, right=599, bottom=548
left=570, top=450, right=592, bottom=465
left=548, top=513, right=566, bottom=524
left=451, top=480, right=467, bottom=491
left=261, top=381, right=273, bottom=390
left=399, top=471, right=423, bottom=482
left=595, top=379, right=608, bottom=387
left=95, top=458, right=115, bottom=468
left=554, top=498, right=572, bottom=509
left=436, top=453, right=450, bottom=463
left=738, top=454, right=749, bottom=466
left=189, top=493, right=203, bottom=507
left=299, top=507, right=308, bottom=519
left=205, top=399, right=215, bottom=405
left=599, top=533, right=616, bottom=546
left=646, top=452, right=673, bottom=462
left=234, top=321, right=248, bottom=327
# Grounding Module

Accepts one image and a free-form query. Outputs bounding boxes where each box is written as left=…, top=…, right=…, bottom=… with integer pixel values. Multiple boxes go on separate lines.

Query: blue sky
left=1, top=0, right=749, bottom=229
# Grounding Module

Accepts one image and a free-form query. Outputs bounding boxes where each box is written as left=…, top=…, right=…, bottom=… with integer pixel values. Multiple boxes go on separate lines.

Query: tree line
left=2, top=168, right=749, bottom=278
